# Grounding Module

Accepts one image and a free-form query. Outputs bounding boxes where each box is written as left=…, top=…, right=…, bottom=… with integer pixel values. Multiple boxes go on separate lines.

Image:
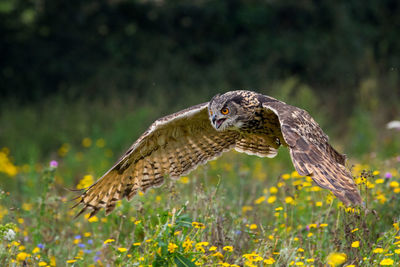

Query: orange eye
left=221, top=108, right=229, bottom=115
left=210, top=110, right=213, bottom=116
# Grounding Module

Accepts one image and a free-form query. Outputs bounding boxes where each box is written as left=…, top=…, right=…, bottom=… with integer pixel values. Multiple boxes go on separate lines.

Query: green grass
left=0, top=95, right=399, bottom=266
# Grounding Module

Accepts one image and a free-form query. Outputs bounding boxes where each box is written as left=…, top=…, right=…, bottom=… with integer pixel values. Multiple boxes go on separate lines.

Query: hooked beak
left=212, top=115, right=226, bottom=129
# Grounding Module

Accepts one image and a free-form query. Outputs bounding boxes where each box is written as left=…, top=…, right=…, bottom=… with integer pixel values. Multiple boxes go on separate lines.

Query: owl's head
left=208, top=91, right=254, bottom=131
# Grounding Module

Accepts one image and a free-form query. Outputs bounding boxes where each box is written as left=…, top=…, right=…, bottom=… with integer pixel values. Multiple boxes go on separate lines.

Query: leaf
left=173, top=254, right=196, bottom=267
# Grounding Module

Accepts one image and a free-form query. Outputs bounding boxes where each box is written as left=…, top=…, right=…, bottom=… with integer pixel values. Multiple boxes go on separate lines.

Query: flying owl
left=73, top=90, right=362, bottom=217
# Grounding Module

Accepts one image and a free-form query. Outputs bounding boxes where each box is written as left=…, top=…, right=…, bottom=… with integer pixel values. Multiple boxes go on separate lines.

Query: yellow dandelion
left=373, top=248, right=384, bottom=253
left=249, top=224, right=257, bottom=230
left=270, top=186, right=278, bottom=194
left=267, top=195, right=277, bottom=203
left=351, top=241, right=359, bottom=248
left=242, top=206, right=253, bottom=213
left=133, top=242, right=141, bottom=246
left=380, top=258, right=394, bottom=265
left=209, top=246, right=217, bottom=251
left=66, top=259, right=77, bottom=264
left=326, top=252, right=347, bottom=266
left=179, top=176, right=189, bottom=184
left=38, top=262, right=47, bottom=266
left=264, top=257, right=275, bottom=264
left=223, top=246, right=233, bottom=252
left=285, top=196, right=294, bottom=204
left=254, top=196, right=266, bottom=204
left=375, top=179, right=384, bottom=184
left=389, top=181, right=399, bottom=188
left=117, top=247, right=127, bottom=252
left=103, top=239, right=115, bottom=244
left=351, top=228, right=359, bottom=233
left=16, top=252, right=30, bottom=261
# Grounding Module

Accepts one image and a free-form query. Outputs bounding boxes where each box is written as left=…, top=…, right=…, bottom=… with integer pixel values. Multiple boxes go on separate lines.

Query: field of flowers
left=0, top=95, right=399, bottom=267
left=1, top=133, right=400, bottom=266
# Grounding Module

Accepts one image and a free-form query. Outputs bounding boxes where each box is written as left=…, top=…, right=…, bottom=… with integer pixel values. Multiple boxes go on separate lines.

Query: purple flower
left=306, top=225, right=310, bottom=231
left=74, top=235, right=81, bottom=239
left=385, top=172, right=392, bottom=179
left=49, top=160, right=58, bottom=168
left=78, top=243, right=86, bottom=248
left=84, top=249, right=92, bottom=254
left=87, top=239, right=93, bottom=244
left=37, top=243, right=45, bottom=249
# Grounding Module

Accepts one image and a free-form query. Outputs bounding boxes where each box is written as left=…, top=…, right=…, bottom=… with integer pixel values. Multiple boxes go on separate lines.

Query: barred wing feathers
left=74, top=103, right=240, bottom=217
left=263, top=101, right=362, bottom=205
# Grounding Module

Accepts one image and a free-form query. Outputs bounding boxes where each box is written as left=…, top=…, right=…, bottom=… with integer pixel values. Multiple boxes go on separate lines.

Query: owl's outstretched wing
left=262, top=99, right=362, bottom=205
left=73, top=103, right=240, bottom=217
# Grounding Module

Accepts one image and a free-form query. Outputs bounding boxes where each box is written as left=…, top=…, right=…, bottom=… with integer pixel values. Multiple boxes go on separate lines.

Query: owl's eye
left=221, top=108, right=229, bottom=115
left=210, top=110, right=213, bottom=116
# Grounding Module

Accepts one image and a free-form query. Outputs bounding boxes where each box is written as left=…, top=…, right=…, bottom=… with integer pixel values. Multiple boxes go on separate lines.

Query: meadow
left=0, top=94, right=399, bottom=267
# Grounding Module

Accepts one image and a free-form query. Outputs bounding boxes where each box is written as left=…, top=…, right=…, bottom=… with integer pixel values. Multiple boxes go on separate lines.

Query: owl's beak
left=211, top=115, right=216, bottom=125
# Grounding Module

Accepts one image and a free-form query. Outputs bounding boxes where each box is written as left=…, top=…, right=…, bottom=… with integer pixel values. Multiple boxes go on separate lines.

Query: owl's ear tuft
left=230, top=95, right=244, bottom=105
left=210, top=93, right=221, bottom=104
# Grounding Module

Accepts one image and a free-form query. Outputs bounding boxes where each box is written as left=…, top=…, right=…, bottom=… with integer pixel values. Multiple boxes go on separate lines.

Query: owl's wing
left=262, top=99, right=362, bottom=205
left=74, top=103, right=240, bottom=217
left=235, top=134, right=279, bottom=158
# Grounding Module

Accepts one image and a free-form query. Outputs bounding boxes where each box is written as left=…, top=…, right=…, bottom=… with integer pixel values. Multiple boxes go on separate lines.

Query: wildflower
left=326, top=252, right=347, bottom=266
left=285, top=196, right=294, bottom=204
left=264, top=257, right=275, bottom=264
left=267, top=196, right=276, bottom=203
left=209, top=246, right=217, bottom=251
left=183, top=238, right=193, bottom=252
left=77, top=175, right=94, bottom=189
left=316, top=201, right=323, bottom=207
left=373, top=248, right=384, bottom=253
left=82, top=138, right=92, bottom=147
left=389, top=181, right=399, bottom=188
left=16, top=252, right=30, bottom=261
left=179, top=176, right=189, bottom=184
left=103, top=239, right=115, bottom=244
left=84, top=232, right=91, bottom=237
left=249, top=224, right=257, bottom=230
left=96, top=138, right=106, bottom=148
left=380, top=258, right=394, bottom=265
left=385, top=172, right=393, bottom=179
left=32, top=247, right=40, bottom=254
left=66, top=259, right=77, bottom=263
left=223, top=246, right=233, bottom=252
left=351, top=228, right=359, bottom=233
left=376, top=179, right=384, bottom=184
left=275, top=206, right=283, bottom=211
left=4, top=229, right=16, bottom=241
left=320, top=223, right=328, bottom=228
left=88, top=216, right=98, bottom=223
left=270, top=186, right=278, bottom=194
left=212, top=251, right=224, bottom=259
left=254, top=196, right=266, bottom=204
left=242, top=206, right=253, bottom=213
left=38, top=262, right=47, bottom=266
left=306, top=258, right=314, bottom=263
left=192, top=222, right=205, bottom=229
left=168, top=242, right=178, bottom=253
left=117, top=247, right=127, bottom=252
left=282, top=173, right=291, bottom=180
left=394, top=249, right=400, bottom=254
left=351, top=241, right=360, bottom=248
left=133, top=242, right=141, bottom=246
left=49, top=160, right=58, bottom=169
left=295, top=263, right=304, bottom=266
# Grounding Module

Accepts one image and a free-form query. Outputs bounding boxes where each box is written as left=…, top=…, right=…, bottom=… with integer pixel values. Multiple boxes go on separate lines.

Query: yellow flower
left=103, top=239, right=115, bottom=244
left=264, top=257, right=275, bottom=264
left=168, top=242, right=178, bottom=253
left=351, top=241, right=359, bottom=248
left=117, top=247, right=127, bottom=252
left=133, top=242, right=141, bottom=246
left=375, top=179, right=384, bottom=184
left=212, top=251, right=224, bottom=259
left=316, top=201, right=323, bottom=207
left=242, top=206, right=253, bottom=213
left=209, top=246, right=217, bottom=251
left=38, top=262, right=47, bottom=266
left=0, top=150, right=18, bottom=177
left=16, top=252, right=30, bottom=261
left=96, top=138, right=106, bottom=148
left=88, top=216, right=99, bottom=223
left=183, top=238, right=194, bottom=252
left=295, top=263, right=304, bottom=266
left=254, top=196, right=266, bottom=204
left=351, top=228, right=359, bottom=233
left=306, top=258, right=314, bottom=263
left=179, top=176, right=189, bottom=184
left=82, top=137, right=92, bottom=147
left=373, top=170, right=380, bottom=175
left=249, top=224, right=257, bottom=230
left=267, top=196, right=277, bottom=203
left=394, top=249, right=400, bottom=254
left=76, top=175, right=94, bottom=189
left=285, top=196, right=294, bottom=204
left=270, top=186, right=278, bottom=194
left=389, top=181, right=399, bottom=188
left=66, top=259, right=77, bottom=263
left=373, top=248, right=384, bottom=253
left=32, top=247, right=40, bottom=254
left=320, top=223, right=328, bottom=228
left=380, top=258, right=394, bottom=265
left=282, top=173, right=291, bottom=180
left=223, top=246, right=233, bottom=252
left=326, top=252, right=347, bottom=266
left=192, top=222, right=205, bottom=229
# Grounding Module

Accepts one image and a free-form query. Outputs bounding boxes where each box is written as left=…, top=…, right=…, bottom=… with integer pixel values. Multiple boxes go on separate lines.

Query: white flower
left=4, top=229, right=16, bottom=241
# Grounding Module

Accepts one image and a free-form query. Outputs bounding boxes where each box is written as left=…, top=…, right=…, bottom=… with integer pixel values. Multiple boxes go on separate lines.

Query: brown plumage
left=73, top=90, right=362, bottom=217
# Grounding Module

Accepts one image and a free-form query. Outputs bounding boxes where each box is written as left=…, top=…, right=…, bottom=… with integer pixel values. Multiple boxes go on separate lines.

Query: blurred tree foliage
left=1, top=0, right=399, bottom=108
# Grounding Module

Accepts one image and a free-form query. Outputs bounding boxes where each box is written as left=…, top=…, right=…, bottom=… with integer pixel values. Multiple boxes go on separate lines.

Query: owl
left=73, top=90, right=362, bottom=217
